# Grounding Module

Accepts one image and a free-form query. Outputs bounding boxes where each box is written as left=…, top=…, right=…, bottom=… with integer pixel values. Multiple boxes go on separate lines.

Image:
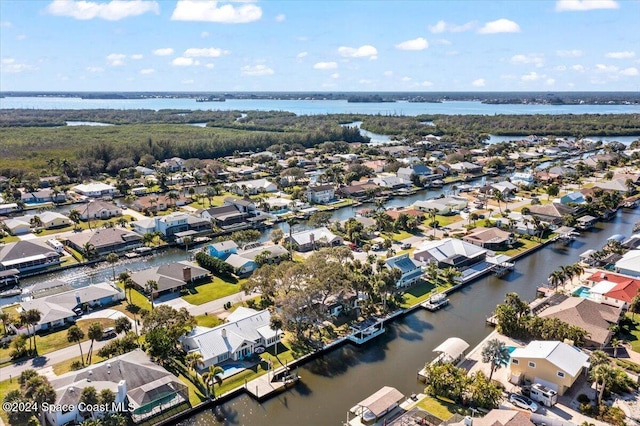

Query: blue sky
left=1, top=0, right=639, bottom=92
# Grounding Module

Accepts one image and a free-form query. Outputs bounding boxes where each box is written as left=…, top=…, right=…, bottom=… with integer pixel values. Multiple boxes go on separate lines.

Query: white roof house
left=287, top=227, right=343, bottom=251
left=510, top=340, right=589, bottom=378
left=181, top=308, right=281, bottom=368
left=616, top=250, right=640, bottom=277
left=72, top=182, right=117, bottom=197
left=413, top=238, right=487, bottom=265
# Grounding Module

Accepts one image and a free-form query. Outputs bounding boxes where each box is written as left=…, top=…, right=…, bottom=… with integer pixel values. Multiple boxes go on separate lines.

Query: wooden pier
left=245, top=367, right=300, bottom=401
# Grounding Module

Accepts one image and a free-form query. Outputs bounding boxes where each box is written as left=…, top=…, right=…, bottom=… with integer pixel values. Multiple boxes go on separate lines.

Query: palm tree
left=145, top=279, right=158, bottom=309
left=0, top=312, right=10, bottom=336
left=116, top=216, right=129, bottom=228
left=591, top=363, right=616, bottom=406
left=106, top=253, right=119, bottom=282
left=114, top=316, right=131, bottom=334
left=560, top=265, right=574, bottom=287
left=68, top=209, right=81, bottom=230
left=185, top=351, right=204, bottom=373
left=441, top=267, right=462, bottom=286
left=26, top=309, right=41, bottom=354
left=86, top=322, right=104, bottom=364
left=30, top=215, right=43, bottom=229
left=481, top=338, right=511, bottom=381
left=67, top=325, right=85, bottom=366
left=493, top=190, right=505, bottom=215
left=548, top=270, right=564, bottom=290
left=165, top=191, right=179, bottom=208
left=118, top=272, right=133, bottom=303
left=82, top=242, right=98, bottom=262
left=610, top=338, right=623, bottom=358
left=570, top=263, right=584, bottom=285
left=629, top=293, right=640, bottom=319
left=202, top=365, right=225, bottom=399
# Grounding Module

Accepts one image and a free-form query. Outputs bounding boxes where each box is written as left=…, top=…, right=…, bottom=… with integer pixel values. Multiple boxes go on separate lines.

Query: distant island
left=1, top=91, right=639, bottom=105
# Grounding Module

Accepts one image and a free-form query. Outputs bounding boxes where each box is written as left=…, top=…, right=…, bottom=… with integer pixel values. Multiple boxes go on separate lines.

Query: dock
left=347, top=317, right=386, bottom=345
left=420, top=293, right=449, bottom=311
left=244, top=366, right=300, bottom=401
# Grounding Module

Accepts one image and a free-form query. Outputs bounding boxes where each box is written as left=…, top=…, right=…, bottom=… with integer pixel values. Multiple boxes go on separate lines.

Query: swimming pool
left=220, top=363, right=247, bottom=379
left=572, top=286, right=591, bottom=298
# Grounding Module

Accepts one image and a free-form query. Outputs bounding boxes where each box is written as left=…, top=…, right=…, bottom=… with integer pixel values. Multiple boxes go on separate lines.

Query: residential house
left=78, top=200, right=122, bottom=221
left=594, top=178, right=631, bottom=193
left=472, top=410, right=535, bottom=426
left=65, top=228, right=143, bottom=256
left=47, top=350, right=188, bottom=426
left=616, top=250, right=640, bottom=277
left=208, top=240, right=239, bottom=259
left=201, top=204, right=249, bottom=228
left=449, top=162, right=483, bottom=175
left=2, top=218, right=31, bottom=235
left=526, top=203, right=576, bottom=226
left=490, top=181, right=518, bottom=196
left=237, top=244, right=288, bottom=265
left=135, top=165, right=155, bottom=176
left=35, top=212, right=71, bottom=229
left=224, top=254, right=256, bottom=277
left=396, top=164, right=433, bottom=181
left=132, top=213, right=210, bottom=238
left=413, top=238, right=487, bottom=270
left=129, top=195, right=169, bottom=212
left=385, top=254, right=423, bottom=287
left=372, top=175, right=411, bottom=190
left=181, top=307, right=281, bottom=368
left=20, top=188, right=66, bottom=204
left=511, top=171, right=535, bottom=187
left=584, top=270, right=640, bottom=309
left=385, top=208, right=425, bottom=221
left=339, top=182, right=379, bottom=198
left=38, top=176, right=61, bottom=188
left=509, top=341, right=589, bottom=395
left=286, top=227, right=343, bottom=252
left=414, top=196, right=468, bottom=215
left=130, top=261, right=208, bottom=296
left=305, top=184, right=335, bottom=204
left=362, top=160, right=387, bottom=173
left=227, top=178, right=277, bottom=195
left=17, top=282, right=124, bottom=332
left=559, top=192, right=586, bottom=205
left=159, top=156, right=185, bottom=172
left=537, top=297, right=622, bottom=348
left=72, top=182, right=117, bottom=197
left=463, top=227, right=515, bottom=250
left=224, top=197, right=256, bottom=214
left=0, top=240, right=62, bottom=273
left=0, top=203, right=19, bottom=215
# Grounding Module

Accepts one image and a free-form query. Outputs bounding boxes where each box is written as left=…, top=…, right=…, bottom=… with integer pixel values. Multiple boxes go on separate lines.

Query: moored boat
left=347, top=386, right=405, bottom=426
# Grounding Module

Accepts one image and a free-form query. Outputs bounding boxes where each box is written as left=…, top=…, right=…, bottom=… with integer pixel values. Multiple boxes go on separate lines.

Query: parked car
left=509, top=393, right=539, bottom=412
left=371, top=243, right=381, bottom=251
left=102, top=327, right=117, bottom=340
left=400, top=242, right=411, bottom=250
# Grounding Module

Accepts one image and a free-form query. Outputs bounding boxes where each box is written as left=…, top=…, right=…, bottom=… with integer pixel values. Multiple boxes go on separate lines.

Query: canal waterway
left=180, top=207, right=640, bottom=426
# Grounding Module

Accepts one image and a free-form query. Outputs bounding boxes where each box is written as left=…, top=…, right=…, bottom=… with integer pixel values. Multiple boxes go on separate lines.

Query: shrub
left=577, top=394, right=591, bottom=404
left=70, top=360, right=84, bottom=371
left=579, top=402, right=593, bottom=415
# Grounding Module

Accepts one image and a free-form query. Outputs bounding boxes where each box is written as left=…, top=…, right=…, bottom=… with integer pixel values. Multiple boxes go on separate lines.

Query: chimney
left=183, top=266, right=192, bottom=283
left=221, top=328, right=227, bottom=339
left=463, top=416, right=473, bottom=426
left=117, top=380, right=127, bottom=402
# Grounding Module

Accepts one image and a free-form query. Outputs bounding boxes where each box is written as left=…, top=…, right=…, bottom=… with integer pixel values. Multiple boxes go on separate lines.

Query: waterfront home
left=0, top=203, right=19, bottom=215
left=339, top=182, right=380, bottom=198
left=159, top=156, right=185, bottom=172
left=615, top=249, right=640, bottom=277
left=181, top=307, right=281, bottom=368
left=72, top=182, right=117, bottom=198
left=237, top=244, right=288, bottom=265
left=559, top=191, right=586, bottom=205
left=509, top=341, right=589, bottom=395
left=208, top=240, right=239, bottom=259
left=286, top=227, right=343, bottom=252
left=526, top=203, right=576, bottom=226
left=134, top=165, right=155, bottom=175
left=305, top=184, right=336, bottom=204
left=47, top=349, right=188, bottom=425
left=385, top=253, right=423, bottom=287
left=449, top=161, right=483, bottom=175
left=396, top=164, right=433, bottom=181
left=2, top=218, right=31, bottom=235
left=130, top=194, right=169, bottom=212
left=132, top=213, right=210, bottom=239
left=16, top=282, right=124, bottom=332
left=576, top=214, right=598, bottom=230
left=594, top=178, right=632, bottom=193
left=372, top=175, right=411, bottom=190
left=20, top=188, right=66, bottom=204
left=413, top=238, right=487, bottom=270
left=414, top=196, right=468, bottom=215
left=490, top=181, right=518, bottom=196
left=511, top=171, right=535, bottom=187
left=78, top=200, right=122, bottom=221
left=469, top=409, right=536, bottom=426
left=227, top=178, right=277, bottom=195
left=223, top=254, right=256, bottom=276
left=65, top=228, right=143, bottom=257
left=33, top=212, right=72, bottom=229
left=5, top=213, right=71, bottom=233
left=0, top=240, right=61, bottom=273
left=130, top=261, right=208, bottom=296
left=200, top=204, right=249, bottom=227
left=463, top=227, right=515, bottom=250
left=537, top=297, right=622, bottom=348
left=583, top=270, right=640, bottom=309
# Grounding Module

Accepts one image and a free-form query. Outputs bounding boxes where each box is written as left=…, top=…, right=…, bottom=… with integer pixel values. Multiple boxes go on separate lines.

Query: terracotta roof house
left=463, top=227, right=515, bottom=250
left=339, top=182, right=379, bottom=198
left=65, top=228, right=143, bottom=256
left=585, top=270, right=640, bottom=309
left=537, top=297, right=622, bottom=348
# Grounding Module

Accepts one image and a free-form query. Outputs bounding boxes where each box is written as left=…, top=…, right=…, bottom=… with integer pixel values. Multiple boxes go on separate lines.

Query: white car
left=509, top=394, right=539, bottom=412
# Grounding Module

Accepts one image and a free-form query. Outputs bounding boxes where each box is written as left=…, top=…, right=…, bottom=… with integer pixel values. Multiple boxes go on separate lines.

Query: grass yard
left=499, top=238, right=540, bottom=257
left=416, top=395, right=469, bottom=421
left=182, top=277, right=242, bottom=306
left=620, top=313, right=640, bottom=353
left=116, top=282, right=152, bottom=310
left=0, top=234, right=20, bottom=243
left=0, top=378, right=20, bottom=425
left=178, top=373, right=207, bottom=406
left=52, top=354, right=106, bottom=375
left=401, top=280, right=449, bottom=308
left=195, top=314, right=223, bottom=328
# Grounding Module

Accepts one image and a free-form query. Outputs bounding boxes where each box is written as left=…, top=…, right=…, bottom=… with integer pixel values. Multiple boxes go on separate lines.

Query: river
left=1, top=97, right=639, bottom=116
left=179, top=207, right=640, bottom=426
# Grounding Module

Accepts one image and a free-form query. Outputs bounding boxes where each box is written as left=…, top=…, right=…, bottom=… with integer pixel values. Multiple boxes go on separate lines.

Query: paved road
left=157, top=289, right=261, bottom=316
left=0, top=309, right=132, bottom=380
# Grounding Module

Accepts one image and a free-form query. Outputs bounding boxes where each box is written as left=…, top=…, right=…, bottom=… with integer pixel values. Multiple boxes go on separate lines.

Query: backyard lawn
left=498, top=238, right=541, bottom=257
left=0, top=378, right=20, bottom=425
left=182, top=277, right=243, bottom=305
left=621, top=313, right=640, bottom=353
left=195, top=314, right=223, bottom=328
left=401, top=280, right=449, bottom=308
left=52, top=353, right=106, bottom=375
left=416, top=395, right=469, bottom=421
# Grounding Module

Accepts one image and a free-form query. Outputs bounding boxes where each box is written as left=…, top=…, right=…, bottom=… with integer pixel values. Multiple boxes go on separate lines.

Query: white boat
left=347, top=386, right=405, bottom=426
left=421, top=293, right=449, bottom=311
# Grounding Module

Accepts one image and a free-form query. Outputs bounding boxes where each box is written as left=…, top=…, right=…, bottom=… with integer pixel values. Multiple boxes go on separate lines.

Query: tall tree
left=67, top=325, right=85, bottom=366
left=86, top=322, right=104, bottom=364
left=202, top=365, right=225, bottom=399
left=106, top=253, right=119, bottom=282
left=145, top=279, right=158, bottom=309
left=481, top=338, right=511, bottom=381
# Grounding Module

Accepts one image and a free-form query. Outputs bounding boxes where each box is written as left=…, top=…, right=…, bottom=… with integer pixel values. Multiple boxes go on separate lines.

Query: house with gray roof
left=130, top=261, right=208, bottom=296
left=47, top=349, right=188, bottom=425
left=385, top=253, right=423, bottom=287
left=65, top=227, right=143, bottom=256
left=78, top=200, right=122, bottom=221
left=286, top=227, right=343, bottom=252
left=0, top=240, right=61, bottom=273
left=413, top=238, right=487, bottom=270
left=181, top=307, right=281, bottom=368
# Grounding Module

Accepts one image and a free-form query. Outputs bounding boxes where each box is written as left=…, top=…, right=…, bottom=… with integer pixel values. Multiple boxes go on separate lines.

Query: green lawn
left=52, top=353, right=106, bottom=375
left=317, top=199, right=354, bottom=210
left=401, top=280, right=449, bottom=308
left=117, top=283, right=152, bottom=310
left=182, top=277, right=243, bottom=306
left=416, top=395, right=469, bottom=420
left=0, top=378, right=20, bottom=425
left=621, top=313, right=640, bottom=353
left=498, top=238, right=540, bottom=257
left=178, top=373, right=207, bottom=406
left=195, top=314, right=223, bottom=328
left=0, top=234, right=20, bottom=243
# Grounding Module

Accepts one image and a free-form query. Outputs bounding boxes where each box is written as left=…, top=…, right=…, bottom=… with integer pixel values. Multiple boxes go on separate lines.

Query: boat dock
left=244, top=366, right=300, bottom=401
left=420, top=293, right=449, bottom=311
left=417, top=337, right=470, bottom=382
left=347, top=317, right=387, bottom=345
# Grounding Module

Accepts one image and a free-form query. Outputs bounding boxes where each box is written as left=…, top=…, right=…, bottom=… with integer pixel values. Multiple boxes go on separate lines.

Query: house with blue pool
left=181, top=307, right=281, bottom=370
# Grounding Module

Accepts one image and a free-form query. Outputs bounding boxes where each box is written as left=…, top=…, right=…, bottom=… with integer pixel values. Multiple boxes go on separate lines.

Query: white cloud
left=556, top=49, right=583, bottom=57
left=182, top=79, right=194, bottom=84
left=241, top=64, right=274, bottom=76
left=275, top=13, right=285, bottom=22
left=171, top=0, right=262, bottom=23
left=620, top=67, right=638, bottom=76
left=556, top=0, right=619, bottom=12
left=605, top=51, right=635, bottom=59
left=153, top=48, right=174, bottom=56
left=472, top=78, right=486, bottom=87
left=205, top=63, right=215, bottom=69
left=433, top=39, right=452, bottom=46
left=401, top=76, right=411, bottom=82
left=510, top=54, right=544, bottom=67
left=421, top=80, right=433, bottom=87
left=545, top=78, right=556, bottom=85
left=172, top=57, right=197, bottom=67
left=46, top=0, right=159, bottom=21
left=16, top=34, right=27, bottom=40
left=1, top=58, right=38, bottom=73
left=338, top=45, right=378, bottom=59
left=595, top=63, right=618, bottom=72
left=184, top=47, right=228, bottom=58
left=383, top=71, right=393, bottom=77
left=0, top=21, right=12, bottom=28
left=359, top=79, right=375, bottom=85
left=478, top=19, right=520, bottom=34
left=572, top=64, right=585, bottom=72
left=521, top=71, right=542, bottom=82
left=331, top=73, right=340, bottom=79
left=201, top=31, right=210, bottom=38
left=428, top=20, right=475, bottom=33
left=555, top=65, right=567, bottom=71
left=395, top=37, right=429, bottom=51
left=106, top=53, right=126, bottom=66
left=296, top=52, right=308, bottom=58
left=313, top=61, right=338, bottom=70
left=140, top=68, right=155, bottom=74
left=86, top=66, right=104, bottom=72
left=131, top=54, right=143, bottom=60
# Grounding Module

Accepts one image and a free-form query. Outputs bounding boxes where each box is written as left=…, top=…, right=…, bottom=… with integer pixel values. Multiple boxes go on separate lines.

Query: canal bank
left=177, top=207, right=640, bottom=426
